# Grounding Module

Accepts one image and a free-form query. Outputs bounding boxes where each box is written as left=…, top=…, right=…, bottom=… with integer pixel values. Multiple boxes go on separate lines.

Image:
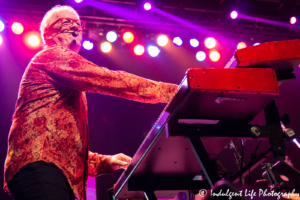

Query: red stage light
left=101, top=42, right=112, bottom=53
left=28, top=35, right=40, bottom=47
left=134, top=45, right=145, bottom=55
left=237, top=42, right=247, bottom=49
left=290, top=16, right=297, bottom=25
left=11, top=22, right=24, bottom=35
left=209, top=51, right=220, bottom=62
left=157, top=35, right=168, bottom=46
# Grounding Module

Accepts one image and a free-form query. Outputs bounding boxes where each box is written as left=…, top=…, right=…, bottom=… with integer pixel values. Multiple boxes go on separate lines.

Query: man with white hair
left=3, top=5, right=178, bottom=200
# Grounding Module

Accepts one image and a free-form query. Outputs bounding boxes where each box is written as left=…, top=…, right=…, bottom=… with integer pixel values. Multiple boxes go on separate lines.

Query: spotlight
left=237, top=42, right=247, bottom=49
left=230, top=11, right=238, bottom=19
left=147, top=45, right=160, bottom=57
left=0, top=20, right=4, bottom=32
left=101, top=42, right=112, bottom=53
left=204, top=37, right=216, bottom=49
left=11, top=22, right=24, bottom=35
left=83, top=40, right=94, bottom=50
left=144, top=3, right=151, bottom=10
left=173, top=37, right=183, bottom=46
left=196, top=51, right=206, bottom=61
left=134, top=45, right=145, bottom=56
left=190, top=38, right=199, bottom=48
left=28, top=35, right=40, bottom=47
left=293, top=139, right=300, bottom=148
left=123, top=32, right=134, bottom=43
left=75, top=0, right=83, bottom=2
left=106, top=31, right=117, bottom=43
left=209, top=51, right=220, bottom=62
left=290, top=16, right=297, bottom=24
left=0, top=35, right=2, bottom=46
left=253, top=43, right=260, bottom=46
left=157, top=35, right=168, bottom=46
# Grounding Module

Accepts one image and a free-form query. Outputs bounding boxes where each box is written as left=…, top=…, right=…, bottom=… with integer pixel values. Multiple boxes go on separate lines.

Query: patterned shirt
left=3, top=45, right=178, bottom=200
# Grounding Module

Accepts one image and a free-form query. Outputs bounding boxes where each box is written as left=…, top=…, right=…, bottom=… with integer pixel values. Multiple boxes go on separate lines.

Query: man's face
left=48, top=10, right=83, bottom=53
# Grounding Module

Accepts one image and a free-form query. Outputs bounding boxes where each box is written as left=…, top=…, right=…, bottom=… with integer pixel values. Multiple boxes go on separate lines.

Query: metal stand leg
left=264, top=100, right=286, bottom=161
left=144, top=191, right=157, bottom=200
left=188, top=137, right=220, bottom=187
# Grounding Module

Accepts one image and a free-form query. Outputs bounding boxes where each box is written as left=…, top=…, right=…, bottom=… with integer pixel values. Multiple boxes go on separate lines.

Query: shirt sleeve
left=88, top=151, right=114, bottom=176
left=34, top=46, right=178, bottom=103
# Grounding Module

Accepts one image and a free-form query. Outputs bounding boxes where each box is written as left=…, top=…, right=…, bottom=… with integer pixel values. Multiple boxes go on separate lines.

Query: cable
left=255, top=140, right=262, bottom=154
left=235, top=139, right=244, bottom=184
left=248, top=140, right=262, bottom=185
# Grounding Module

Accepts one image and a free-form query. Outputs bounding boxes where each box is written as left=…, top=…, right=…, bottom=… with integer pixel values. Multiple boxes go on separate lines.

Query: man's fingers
left=116, top=153, right=132, bottom=163
left=113, top=159, right=128, bottom=166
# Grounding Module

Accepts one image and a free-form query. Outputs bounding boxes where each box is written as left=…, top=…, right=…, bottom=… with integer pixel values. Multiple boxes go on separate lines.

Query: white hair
left=40, top=5, right=79, bottom=44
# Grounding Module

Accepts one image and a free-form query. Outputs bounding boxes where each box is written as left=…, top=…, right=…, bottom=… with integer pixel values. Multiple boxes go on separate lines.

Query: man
left=3, top=5, right=178, bottom=200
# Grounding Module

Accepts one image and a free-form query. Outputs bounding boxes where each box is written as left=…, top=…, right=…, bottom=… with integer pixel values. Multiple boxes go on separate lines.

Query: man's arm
left=34, top=46, right=178, bottom=103
left=88, top=151, right=132, bottom=176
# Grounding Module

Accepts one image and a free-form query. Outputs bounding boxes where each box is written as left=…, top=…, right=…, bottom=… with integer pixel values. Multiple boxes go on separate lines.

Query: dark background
left=1, top=0, right=300, bottom=199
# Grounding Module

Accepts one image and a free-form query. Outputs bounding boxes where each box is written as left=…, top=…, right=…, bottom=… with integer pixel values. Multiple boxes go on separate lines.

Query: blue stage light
left=0, top=20, right=4, bottom=32
left=106, top=31, right=117, bottom=43
left=196, top=51, right=206, bottom=61
left=190, top=38, right=199, bottom=48
left=253, top=43, right=260, bottom=46
left=147, top=45, right=160, bottom=57
left=83, top=40, right=93, bottom=50
left=173, top=37, right=183, bottom=46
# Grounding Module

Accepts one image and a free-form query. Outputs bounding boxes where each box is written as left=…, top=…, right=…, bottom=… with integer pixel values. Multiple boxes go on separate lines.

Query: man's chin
left=70, top=40, right=81, bottom=53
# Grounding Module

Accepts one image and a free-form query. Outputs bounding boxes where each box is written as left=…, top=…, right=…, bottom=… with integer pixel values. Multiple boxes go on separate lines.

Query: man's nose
left=71, top=21, right=80, bottom=30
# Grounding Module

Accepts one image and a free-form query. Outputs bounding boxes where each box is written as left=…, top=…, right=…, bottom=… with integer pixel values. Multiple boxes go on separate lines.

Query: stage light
left=147, top=45, right=160, bottom=57
left=231, top=11, right=238, bottom=19
left=237, top=42, right=247, bottom=49
left=157, top=35, right=168, bottom=46
left=134, top=45, right=145, bottom=56
left=101, top=42, right=112, bottom=53
left=196, top=51, right=206, bottom=61
left=0, top=35, right=2, bottom=46
left=75, top=0, right=83, bottom=2
left=190, top=38, right=199, bottom=48
left=106, top=31, right=117, bottom=43
left=28, top=35, right=40, bottom=47
left=253, top=43, right=260, bottom=46
left=204, top=37, right=216, bottom=49
left=144, top=3, right=151, bottom=10
left=123, top=32, right=134, bottom=43
left=293, top=139, right=300, bottom=148
left=290, top=16, right=297, bottom=24
left=83, top=40, right=93, bottom=50
left=0, top=20, right=4, bottom=32
left=209, top=51, right=220, bottom=62
left=11, top=22, right=24, bottom=35
left=173, top=37, right=183, bottom=46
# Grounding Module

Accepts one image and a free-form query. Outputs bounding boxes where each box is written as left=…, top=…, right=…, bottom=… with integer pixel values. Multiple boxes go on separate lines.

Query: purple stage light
left=75, top=0, right=83, bottom=3
left=144, top=3, right=151, bottom=11
left=290, top=16, right=297, bottom=24
left=83, top=40, right=94, bottom=50
left=230, top=11, right=238, bottom=19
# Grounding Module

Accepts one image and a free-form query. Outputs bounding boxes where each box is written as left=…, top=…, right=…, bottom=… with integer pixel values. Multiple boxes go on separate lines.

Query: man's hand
left=109, top=153, right=132, bottom=170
